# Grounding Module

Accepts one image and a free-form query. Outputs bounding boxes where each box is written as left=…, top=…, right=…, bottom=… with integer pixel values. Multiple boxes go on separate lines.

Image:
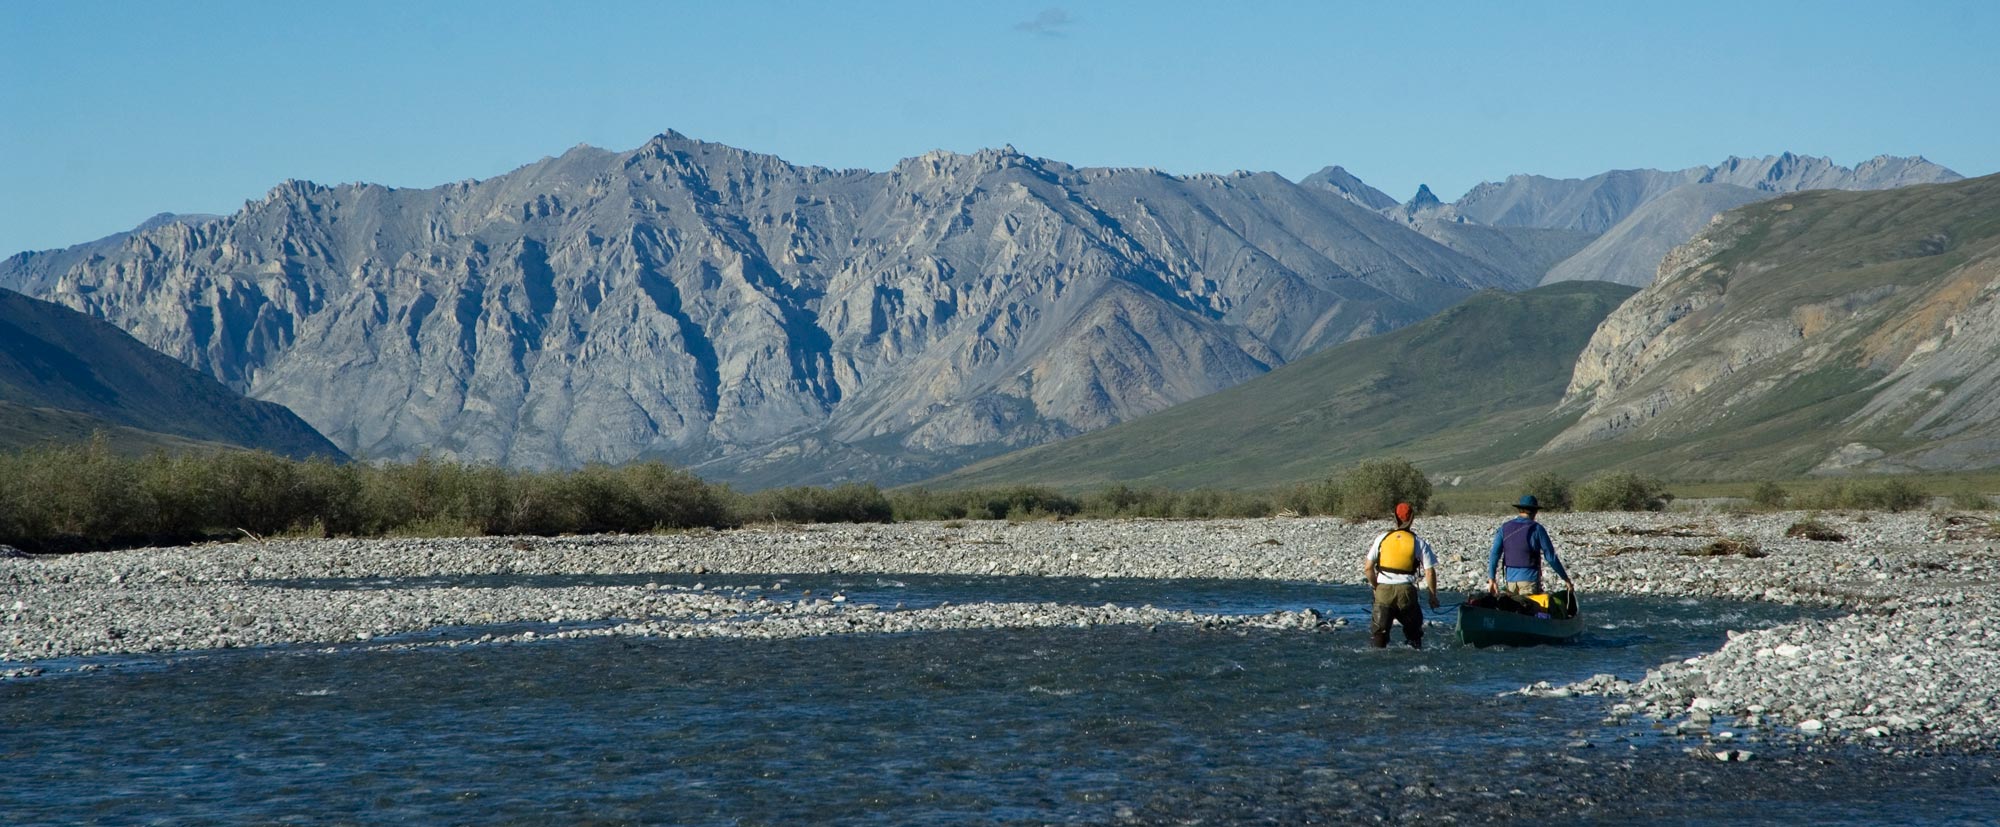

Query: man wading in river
left=1487, top=495, right=1572, bottom=597
left=1362, top=502, right=1440, bottom=649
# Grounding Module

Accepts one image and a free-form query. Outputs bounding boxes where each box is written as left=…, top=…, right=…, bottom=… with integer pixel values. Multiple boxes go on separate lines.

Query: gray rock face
left=1401, top=183, right=1445, bottom=216
left=1702, top=152, right=1963, bottom=193
left=1402, top=221, right=1598, bottom=289
left=1297, top=165, right=1398, bottom=210
left=1452, top=153, right=1962, bottom=234
left=1452, top=168, right=1694, bottom=234
left=1445, top=153, right=1962, bottom=287
left=1547, top=175, right=2000, bottom=473
left=1541, top=183, right=1767, bottom=286
left=0, top=133, right=1516, bottom=485
left=1365, top=183, right=1604, bottom=289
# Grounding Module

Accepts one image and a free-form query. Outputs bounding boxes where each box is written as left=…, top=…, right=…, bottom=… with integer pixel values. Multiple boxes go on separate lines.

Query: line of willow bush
left=0, top=444, right=1452, bottom=552
left=890, top=458, right=1436, bottom=521
left=5, top=440, right=1976, bottom=555
left=0, top=443, right=745, bottom=552
left=1748, top=478, right=1933, bottom=512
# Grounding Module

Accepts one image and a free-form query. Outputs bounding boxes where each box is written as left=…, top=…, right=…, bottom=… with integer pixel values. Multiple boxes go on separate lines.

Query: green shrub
left=1080, top=484, right=1180, bottom=518
left=0, top=439, right=149, bottom=549
left=1336, top=458, right=1432, bottom=520
left=885, top=486, right=1079, bottom=521
left=293, top=457, right=366, bottom=537
left=1748, top=480, right=1789, bottom=510
left=207, top=450, right=318, bottom=537
left=1575, top=473, right=1672, bottom=512
left=1794, top=477, right=1928, bottom=512
left=887, top=487, right=970, bottom=521
left=1073, top=486, right=1274, bottom=519
left=1846, top=478, right=1927, bottom=512
left=1950, top=491, right=1995, bottom=511
left=1519, top=471, right=1574, bottom=511
left=133, top=451, right=223, bottom=542
left=1215, top=491, right=1275, bottom=519
left=743, top=483, right=893, bottom=524
left=1170, top=489, right=1268, bottom=519
left=0, top=443, right=750, bottom=551
left=982, top=486, right=1081, bottom=520
left=618, top=462, right=739, bottom=530
left=1277, top=479, right=1342, bottom=517
left=388, top=515, right=484, bottom=538
left=1794, top=480, right=1848, bottom=511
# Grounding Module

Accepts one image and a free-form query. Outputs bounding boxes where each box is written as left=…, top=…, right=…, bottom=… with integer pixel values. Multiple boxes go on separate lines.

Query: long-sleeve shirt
left=1487, top=518, right=1568, bottom=582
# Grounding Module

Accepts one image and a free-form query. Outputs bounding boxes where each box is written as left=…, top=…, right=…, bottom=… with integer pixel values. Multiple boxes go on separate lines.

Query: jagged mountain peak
left=260, top=178, right=336, bottom=202
left=1454, top=153, right=1963, bottom=229
left=891, top=144, right=1050, bottom=178
left=0, top=130, right=1520, bottom=485
left=637, top=128, right=707, bottom=151
left=133, top=212, right=220, bottom=233
left=1406, top=184, right=1442, bottom=210
left=1297, top=166, right=1399, bottom=211
left=628, top=130, right=792, bottom=166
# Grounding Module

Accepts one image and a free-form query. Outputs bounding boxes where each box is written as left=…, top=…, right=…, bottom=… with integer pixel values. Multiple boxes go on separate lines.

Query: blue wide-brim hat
left=1515, top=495, right=1541, bottom=510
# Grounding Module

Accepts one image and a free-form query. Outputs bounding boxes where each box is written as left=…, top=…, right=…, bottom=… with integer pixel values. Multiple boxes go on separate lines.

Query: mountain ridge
left=936, top=173, right=2000, bottom=488
left=1543, top=172, right=2000, bottom=476
left=1, top=137, right=1966, bottom=486
left=0, top=287, right=343, bottom=459
left=926, top=281, right=1639, bottom=490
left=0, top=132, right=1519, bottom=486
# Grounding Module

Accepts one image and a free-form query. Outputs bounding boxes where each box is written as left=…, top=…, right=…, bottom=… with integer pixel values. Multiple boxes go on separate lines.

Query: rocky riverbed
left=4, top=510, right=1997, bottom=751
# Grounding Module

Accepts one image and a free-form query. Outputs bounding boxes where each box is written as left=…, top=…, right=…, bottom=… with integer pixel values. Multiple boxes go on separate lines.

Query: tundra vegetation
left=1574, top=472, right=1674, bottom=512
left=0, top=441, right=1988, bottom=553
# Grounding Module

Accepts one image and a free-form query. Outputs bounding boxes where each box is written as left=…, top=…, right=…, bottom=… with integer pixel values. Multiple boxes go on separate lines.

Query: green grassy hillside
left=0, top=288, right=344, bottom=459
left=1528, top=173, right=2000, bottom=480
left=0, top=400, right=239, bottom=456
left=929, top=281, right=1636, bottom=490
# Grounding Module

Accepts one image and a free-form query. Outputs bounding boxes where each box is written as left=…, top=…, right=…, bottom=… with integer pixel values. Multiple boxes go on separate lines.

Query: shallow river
left=4, top=575, right=1996, bottom=825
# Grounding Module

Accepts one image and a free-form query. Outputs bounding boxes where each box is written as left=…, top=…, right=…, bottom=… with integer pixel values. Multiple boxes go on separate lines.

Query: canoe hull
left=1455, top=602, right=1583, bottom=647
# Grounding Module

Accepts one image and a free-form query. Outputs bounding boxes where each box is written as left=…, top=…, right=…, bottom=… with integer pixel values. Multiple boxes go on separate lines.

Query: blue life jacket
left=1500, top=518, right=1541, bottom=569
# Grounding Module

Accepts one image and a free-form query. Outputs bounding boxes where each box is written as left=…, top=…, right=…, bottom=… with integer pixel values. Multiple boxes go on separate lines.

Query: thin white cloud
left=1014, top=7, right=1074, bottom=37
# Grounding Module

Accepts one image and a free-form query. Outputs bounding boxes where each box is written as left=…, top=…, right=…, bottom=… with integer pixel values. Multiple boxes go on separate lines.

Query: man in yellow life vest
left=1362, top=501, right=1441, bottom=649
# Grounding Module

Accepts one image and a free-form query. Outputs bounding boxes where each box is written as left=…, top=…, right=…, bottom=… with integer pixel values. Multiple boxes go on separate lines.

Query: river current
left=4, top=575, right=1995, bottom=825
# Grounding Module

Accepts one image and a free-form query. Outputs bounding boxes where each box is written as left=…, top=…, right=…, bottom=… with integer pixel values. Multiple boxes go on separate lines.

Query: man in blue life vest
left=1363, top=501, right=1440, bottom=649
left=1487, top=495, right=1572, bottom=597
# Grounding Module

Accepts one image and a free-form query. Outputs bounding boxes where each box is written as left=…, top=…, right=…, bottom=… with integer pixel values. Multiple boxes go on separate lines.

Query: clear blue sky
left=5, top=0, right=1997, bottom=257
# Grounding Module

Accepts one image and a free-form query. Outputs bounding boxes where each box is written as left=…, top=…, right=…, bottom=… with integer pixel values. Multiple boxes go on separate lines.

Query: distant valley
left=950, top=174, right=2000, bottom=487
left=933, top=280, right=1637, bottom=490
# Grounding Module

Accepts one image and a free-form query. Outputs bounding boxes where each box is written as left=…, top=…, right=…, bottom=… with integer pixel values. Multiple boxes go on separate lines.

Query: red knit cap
left=1394, top=502, right=1414, bottom=522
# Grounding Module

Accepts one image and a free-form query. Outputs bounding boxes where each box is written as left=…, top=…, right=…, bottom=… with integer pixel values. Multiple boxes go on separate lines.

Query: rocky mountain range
left=0, top=133, right=1969, bottom=486
left=1547, top=172, right=2000, bottom=476
left=1385, top=152, right=1963, bottom=287
left=931, top=281, right=1638, bottom=490
left=0, top=287, right=341, bottom=458
left=945, top=173, right=2000, bottom=486
left=1, top=133, right=1533, bottom=485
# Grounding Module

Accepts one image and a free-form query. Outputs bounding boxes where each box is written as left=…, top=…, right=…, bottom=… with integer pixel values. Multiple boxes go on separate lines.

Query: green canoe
left=1455, top=589, right=1583, bottom=647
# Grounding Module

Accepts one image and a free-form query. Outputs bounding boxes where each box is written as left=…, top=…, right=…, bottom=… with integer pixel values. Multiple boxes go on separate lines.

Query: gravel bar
left=5, top=510, right=1997, bottom=750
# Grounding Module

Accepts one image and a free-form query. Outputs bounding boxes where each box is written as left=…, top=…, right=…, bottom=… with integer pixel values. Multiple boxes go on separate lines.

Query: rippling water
left=4, top=577, right=1995, bottom=825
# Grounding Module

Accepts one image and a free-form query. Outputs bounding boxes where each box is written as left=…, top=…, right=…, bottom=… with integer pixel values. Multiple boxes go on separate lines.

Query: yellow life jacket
left=1378, top=529, right=1420, bottom=575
